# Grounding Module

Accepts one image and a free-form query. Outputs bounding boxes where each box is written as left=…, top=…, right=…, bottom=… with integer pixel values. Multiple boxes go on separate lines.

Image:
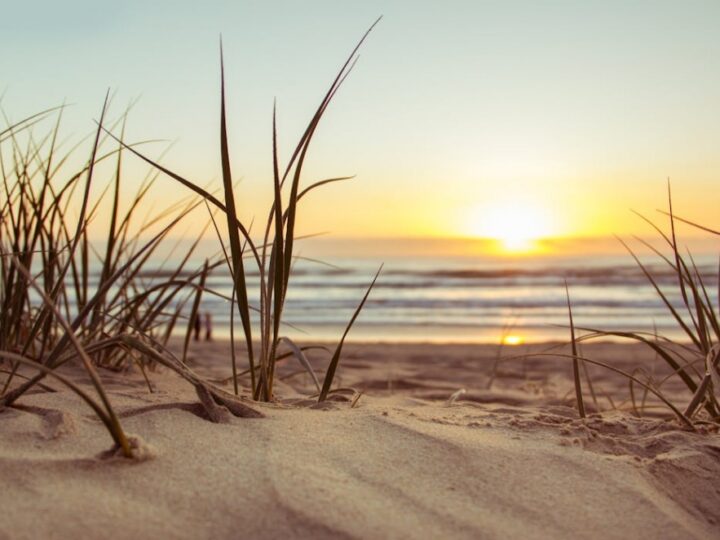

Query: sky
left=3, top=0, right=720, bottom=254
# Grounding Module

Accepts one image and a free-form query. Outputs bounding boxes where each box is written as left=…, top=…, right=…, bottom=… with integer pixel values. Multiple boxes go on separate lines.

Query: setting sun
left=465, top=200, right=556, bottom=253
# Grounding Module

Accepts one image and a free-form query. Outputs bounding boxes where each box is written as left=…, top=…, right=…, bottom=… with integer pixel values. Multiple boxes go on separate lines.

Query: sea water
left=154, top=249, right=718, bottom=344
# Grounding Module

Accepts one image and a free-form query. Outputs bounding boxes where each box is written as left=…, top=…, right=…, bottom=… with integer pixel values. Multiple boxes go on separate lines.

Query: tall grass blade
left=218, top=40, right=257, bottom=398
left=182, top=260, right=209, bottom=364
left=565, top=281, right=585, bottom=418
left=10, top=255, right=132, bottom=457
left=319, top=265, right=382, bottom=402
left=279, top=336, right=320, bottom=392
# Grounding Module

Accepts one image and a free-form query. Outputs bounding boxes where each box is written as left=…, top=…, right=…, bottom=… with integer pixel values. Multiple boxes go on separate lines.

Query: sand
left=1, top=340, right=719, bottom=539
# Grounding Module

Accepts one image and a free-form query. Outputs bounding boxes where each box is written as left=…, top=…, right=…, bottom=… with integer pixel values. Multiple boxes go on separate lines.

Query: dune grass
left=0, top=98, right=252, bottom=455
left=104, top=20, right=382, bottom=403
left=554, top=184, right=720, bottom=428
left=0, top=108, right=135, bottom=454
left=1, top=21, right=382, bottom=458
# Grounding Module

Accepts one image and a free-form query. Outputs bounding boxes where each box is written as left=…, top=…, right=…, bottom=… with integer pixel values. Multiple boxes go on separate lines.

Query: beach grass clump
left=558, top=184, right=720, bottom=428
left=1, top=20, right=381, bottom=458
left=0, top=101, right=220, bottom=456
left=106, top=20, right=382, bottom=403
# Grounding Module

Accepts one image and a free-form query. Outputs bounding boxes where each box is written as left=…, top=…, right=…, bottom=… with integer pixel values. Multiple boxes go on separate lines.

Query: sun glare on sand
left=466, top=201, right=555, bottom=254
left=502, top=335, right=524, bottom=346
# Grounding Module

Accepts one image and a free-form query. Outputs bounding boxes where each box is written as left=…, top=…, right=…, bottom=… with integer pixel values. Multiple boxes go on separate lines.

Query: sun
left=465, top=200, right=555, bottom=254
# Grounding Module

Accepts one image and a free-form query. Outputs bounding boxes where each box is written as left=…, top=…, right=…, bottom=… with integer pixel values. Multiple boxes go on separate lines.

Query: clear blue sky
left=3, top=1, right=720, bottom=245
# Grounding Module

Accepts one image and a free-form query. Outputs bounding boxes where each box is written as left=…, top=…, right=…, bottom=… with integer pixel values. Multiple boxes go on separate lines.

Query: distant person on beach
left=193, top=313, right=201, bottom=341
left=204, top=312, right=213, bottom=341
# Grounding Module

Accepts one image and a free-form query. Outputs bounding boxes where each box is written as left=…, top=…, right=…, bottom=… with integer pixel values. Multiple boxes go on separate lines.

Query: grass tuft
left=103, top=20, right=382, bottom=403
left=553, top=183, right=720, bottom=428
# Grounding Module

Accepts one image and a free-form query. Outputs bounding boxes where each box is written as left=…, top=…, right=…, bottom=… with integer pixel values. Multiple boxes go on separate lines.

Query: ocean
left=166, top=245, right=719, bottom=344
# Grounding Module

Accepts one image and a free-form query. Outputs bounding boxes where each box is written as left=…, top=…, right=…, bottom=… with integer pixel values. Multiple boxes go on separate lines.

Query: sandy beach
left=5, top=3, right=720, bottom=539
left=2, top=340, right=719, bottom=540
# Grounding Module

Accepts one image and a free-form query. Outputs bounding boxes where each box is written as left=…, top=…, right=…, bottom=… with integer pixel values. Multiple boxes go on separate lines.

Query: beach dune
left=2, top=341, right=719, bottom=539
